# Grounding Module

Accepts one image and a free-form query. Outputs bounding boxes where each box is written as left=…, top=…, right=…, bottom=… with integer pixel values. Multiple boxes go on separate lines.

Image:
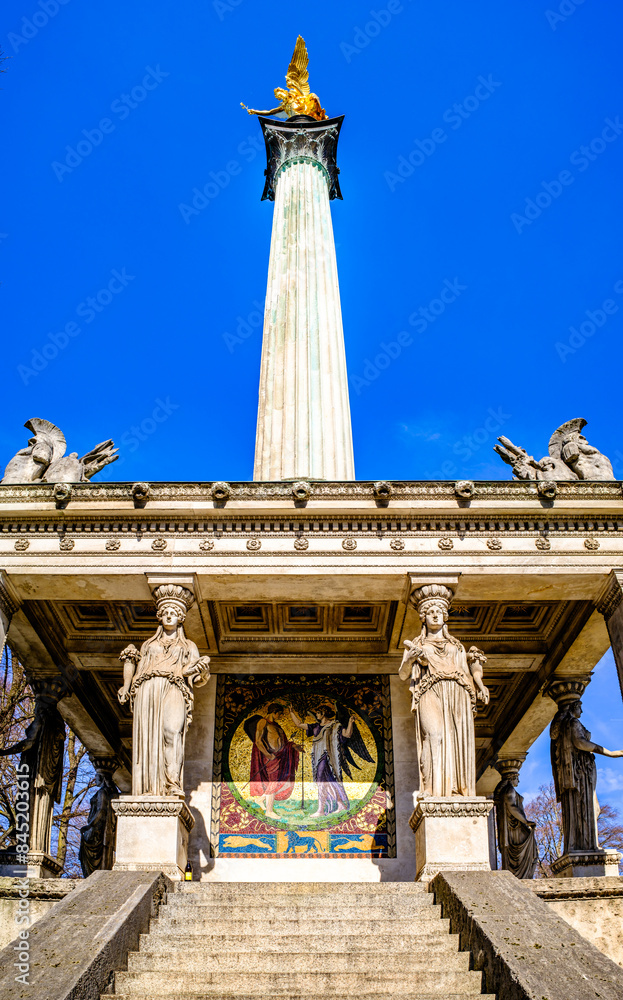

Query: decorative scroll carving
left=117, top=585, right=210, bottom=798
left=596, top=575, right=623, bottom=621
left=399, top=585, right=488, bottom=797
left=112, top=797, right=195, bottom=831
left=409, top=798, right=493, bottom=831
left=259, top=115, right=344, bottom=202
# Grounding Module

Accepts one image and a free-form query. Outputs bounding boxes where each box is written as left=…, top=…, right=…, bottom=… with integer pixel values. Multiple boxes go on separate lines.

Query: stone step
left=127, top=949, right=470, bottom=973
left=138, top=928, right=457, bottom=953
left=111, top=969, right=485, bottom=995
left=165, top=892, right=433, bottom=909
left=106, top=994, right=496, bottom=1000
left=173, top=882, right=429, bottom=895
left=159, top=899, right=434, bottom=920
left=152, top=910, right=444, bottom=933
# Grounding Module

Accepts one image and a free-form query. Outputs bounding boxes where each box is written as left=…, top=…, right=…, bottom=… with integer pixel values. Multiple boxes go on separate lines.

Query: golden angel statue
left=241, top=36, right=327, bottom=122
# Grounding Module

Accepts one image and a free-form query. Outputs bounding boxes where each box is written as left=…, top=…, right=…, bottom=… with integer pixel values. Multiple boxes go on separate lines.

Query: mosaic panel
left=211, top=675, right=395, bottom=858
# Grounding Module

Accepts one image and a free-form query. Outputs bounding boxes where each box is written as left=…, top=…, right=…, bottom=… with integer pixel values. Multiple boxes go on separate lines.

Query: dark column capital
left=258, top=115, right=344, bottom=202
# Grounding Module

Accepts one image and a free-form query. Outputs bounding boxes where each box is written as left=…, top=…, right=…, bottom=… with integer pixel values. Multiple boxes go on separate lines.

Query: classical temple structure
left=1, top=36, right=623, bottom=1000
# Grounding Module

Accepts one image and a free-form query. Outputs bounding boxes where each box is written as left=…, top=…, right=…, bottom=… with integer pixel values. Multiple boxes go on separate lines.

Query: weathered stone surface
left=431, top=869, right=623, bottom=1000
left=531, top=876, right=623, bottom=968
left=0, top=877, right=79, bottom=949
left=410, top=797, right=493, bottom=882
left=0, top=869, right=170, bottom=1000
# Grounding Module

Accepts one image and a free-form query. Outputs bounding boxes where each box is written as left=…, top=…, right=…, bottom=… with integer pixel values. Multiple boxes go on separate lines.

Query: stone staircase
left=104, top=882, right=493, bottom=999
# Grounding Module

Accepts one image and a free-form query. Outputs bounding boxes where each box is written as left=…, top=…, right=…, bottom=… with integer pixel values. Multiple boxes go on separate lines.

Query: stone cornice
left=596, top=570, right=623, bottom=620
left=531, top=876, right=623, bottom=900
left=112, top=797, right=195, bottom=831
left=409, top=797, right=493, bottom=833
left=1, top=478, right=622, bottom=505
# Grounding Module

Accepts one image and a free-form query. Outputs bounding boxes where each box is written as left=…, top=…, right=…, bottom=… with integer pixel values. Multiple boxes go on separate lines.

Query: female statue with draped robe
left=550, top=698, right=623, bottom=854
left=118, top=584, right=210, bottom=798
left=399, top=585, right=489, bottom=797
left=494, top=761, right=538, bottom=878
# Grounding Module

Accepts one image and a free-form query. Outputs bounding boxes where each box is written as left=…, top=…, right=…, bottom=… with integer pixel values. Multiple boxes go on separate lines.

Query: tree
left=0, top=645, right=97, bottom=876
left=525, top=781, right=623, bottom=876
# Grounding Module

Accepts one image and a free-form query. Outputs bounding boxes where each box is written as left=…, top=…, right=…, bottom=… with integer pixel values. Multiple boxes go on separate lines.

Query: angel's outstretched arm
left=241, top=102, right=283, bottom=116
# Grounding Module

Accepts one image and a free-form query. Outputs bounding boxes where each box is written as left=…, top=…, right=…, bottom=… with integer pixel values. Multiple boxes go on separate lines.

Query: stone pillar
left=253, top=115, right=355, bottom=481
left=112, top=798, right=194, bottom=879
left=597, top=570, right=623, bottom=701
left=409, top=798, right=494, bottom=882
left=547, top=677, right=622, bottom=878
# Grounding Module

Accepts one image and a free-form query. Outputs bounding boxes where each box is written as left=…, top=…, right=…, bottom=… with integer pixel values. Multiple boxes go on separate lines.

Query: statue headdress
left=412, top=584, right=454, bottom=620
left=153, top=584, right=194, bottom=619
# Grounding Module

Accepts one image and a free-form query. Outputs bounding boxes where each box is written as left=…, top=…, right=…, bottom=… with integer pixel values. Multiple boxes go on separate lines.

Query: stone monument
left=112, top=583, right=211, bottom=878
left=401, top=584, right=493, bottom=880
left=494, top=417, right=615, bottom=481
left=243, top=36, right=354, bottom=481
left=1, top=418, right=118, bottom=484
left=547, top=678, right=623, bottom=877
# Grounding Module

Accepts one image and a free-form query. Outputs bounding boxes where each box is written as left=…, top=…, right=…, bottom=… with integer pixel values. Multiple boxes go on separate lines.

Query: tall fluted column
left=254, top=115, right=355, bottom=481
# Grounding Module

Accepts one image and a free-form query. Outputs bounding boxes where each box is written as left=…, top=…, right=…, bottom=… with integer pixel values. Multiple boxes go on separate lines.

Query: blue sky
left=2, top=2, right=623, bottom=810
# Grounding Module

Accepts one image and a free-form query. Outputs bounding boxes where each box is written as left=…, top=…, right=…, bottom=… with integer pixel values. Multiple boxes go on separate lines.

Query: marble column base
left=112, top=796, right=194, bottom=880
left=551, top=850, right=622, bottom=878
left=409, top=796, right=494, bottom=882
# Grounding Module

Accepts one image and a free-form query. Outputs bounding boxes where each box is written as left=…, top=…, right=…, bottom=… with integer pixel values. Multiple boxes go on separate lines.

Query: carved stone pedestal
left=551, top=850, right=622, bottom=878
left=112, top=796, right=194, bottom=880
left=409, top=797, right=494, bottom=882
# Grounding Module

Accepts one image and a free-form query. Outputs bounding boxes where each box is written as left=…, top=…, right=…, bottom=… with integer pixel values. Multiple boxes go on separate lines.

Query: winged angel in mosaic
left=241, top=35, right=328, bottom=121
left=494, top=418, right=614, bottom=481
left=1, top=418, right=118, bottom=484
left=290, top=701, right=374, bottom=816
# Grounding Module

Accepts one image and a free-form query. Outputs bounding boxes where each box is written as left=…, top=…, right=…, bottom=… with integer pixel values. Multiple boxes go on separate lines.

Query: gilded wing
left=285, top=35, right=310, bottom=96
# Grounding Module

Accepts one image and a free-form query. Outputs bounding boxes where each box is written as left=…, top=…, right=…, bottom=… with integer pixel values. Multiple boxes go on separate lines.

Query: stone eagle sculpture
left=1, top=418, right=118, bottom=484
left=494, top=418, right=615, bottom=481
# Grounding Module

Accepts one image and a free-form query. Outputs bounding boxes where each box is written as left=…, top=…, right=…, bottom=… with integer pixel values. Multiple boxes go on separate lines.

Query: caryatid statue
left=548, top=681, right=623, bottom=855
left=118, top=585, right=210, bottom=798
left=0, top=676, right=68, bottom=857
left=399, top=585, right=489, bottom=797
left=494, top=758, right=538, bottom=879
left=79, top=756, right=119, bottom=877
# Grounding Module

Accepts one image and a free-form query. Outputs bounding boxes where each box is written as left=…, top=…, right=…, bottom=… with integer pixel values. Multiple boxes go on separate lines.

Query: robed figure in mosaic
left=399, top=585, right=489, bottom=797
left=246, top=703, right=300, bottom=819
left=118, top=585, right=210, bottom=798
left=550, top=697, right=623, bottom=854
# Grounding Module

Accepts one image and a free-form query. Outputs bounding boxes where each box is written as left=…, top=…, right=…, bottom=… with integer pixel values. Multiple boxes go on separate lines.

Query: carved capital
left=88, top=754, right=120, bottom=776
left=259, top=115, right=344, bottom=202
left=596, top=570, right=623, bottom=621
left=404, top=573, right=460, bottom=609
left=545, top=676, right=591, bottom=706
left=409, top=797, right=493, bottom=833
left=495, top=755, right=527, bottom=780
